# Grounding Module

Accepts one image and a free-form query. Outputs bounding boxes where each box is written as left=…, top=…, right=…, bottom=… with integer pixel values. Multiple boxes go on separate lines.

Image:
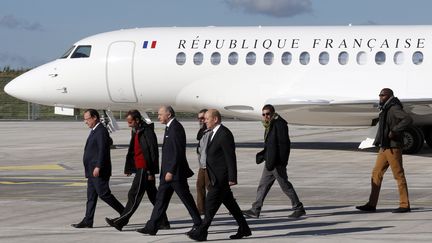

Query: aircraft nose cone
left=4, top=81, right=16, bottom=97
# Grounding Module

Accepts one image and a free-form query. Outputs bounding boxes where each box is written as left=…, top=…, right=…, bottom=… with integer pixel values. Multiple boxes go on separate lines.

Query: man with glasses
left=356, top=88, right=413, bottom=213
left=195, top=109, right=211, bottom=215
left=242, top=104, right=306, bottom=218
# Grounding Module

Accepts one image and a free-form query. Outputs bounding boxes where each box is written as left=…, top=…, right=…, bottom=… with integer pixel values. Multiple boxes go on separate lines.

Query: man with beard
left=356, top=88, right=413, bottom=213
left=105, top=110, right=169, bottom=231
left=242, top=104, right=306, bottom=219
left=195, top=109, right=211, bottom=215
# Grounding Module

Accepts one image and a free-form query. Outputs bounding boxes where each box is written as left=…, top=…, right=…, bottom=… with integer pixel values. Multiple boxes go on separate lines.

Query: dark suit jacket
left=206, top=124, right=237, bottom=186
left=257, top=115, right=291, bottom=171
left=160, top=118, right=194, bottom=182
left=83, top=123, right=112, bottom=179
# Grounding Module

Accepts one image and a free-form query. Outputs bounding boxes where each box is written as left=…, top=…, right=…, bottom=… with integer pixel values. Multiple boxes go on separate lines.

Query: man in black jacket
left=356, top=88, right=413, bottom=213
left=189, top=109, right=251, bottom=241
left=243, top=104, right=306, bottom=219
left=137, top=106, right=201, bottom=235
left=71, top=109, right=124, bottom=228
left=105, top=110, right=169, bottom=231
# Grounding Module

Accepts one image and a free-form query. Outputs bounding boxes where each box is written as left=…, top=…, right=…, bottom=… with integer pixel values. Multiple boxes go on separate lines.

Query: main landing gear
left=402, top=125, right=432, bottom=154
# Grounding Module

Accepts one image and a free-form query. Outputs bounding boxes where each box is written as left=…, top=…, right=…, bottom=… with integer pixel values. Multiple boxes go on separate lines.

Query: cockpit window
left=60, top=46, right=75, bottom=59
left=71, top=45, right=92, bottom=58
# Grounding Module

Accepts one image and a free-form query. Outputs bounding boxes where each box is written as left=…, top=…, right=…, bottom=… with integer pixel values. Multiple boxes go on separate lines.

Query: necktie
left=208, top=130, right=214, bottom=143
left=163, top=126, right=168, bottom=144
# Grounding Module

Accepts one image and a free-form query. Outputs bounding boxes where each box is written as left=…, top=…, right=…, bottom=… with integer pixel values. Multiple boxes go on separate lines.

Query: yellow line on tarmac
left=2, top=176, right=83, bottom=180
left=64, top=182, right=87, bottom=187
left=0, top=181, right=34, bottom=185
left=0, top=164, right=64, bottom=171
left=0, top=181, right=66, bottom=185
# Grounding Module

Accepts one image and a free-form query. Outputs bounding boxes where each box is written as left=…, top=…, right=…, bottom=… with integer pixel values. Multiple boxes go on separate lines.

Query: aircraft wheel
left=422, top=126, right=432, bottom=149
left=402, top=126, right=424, bottom=154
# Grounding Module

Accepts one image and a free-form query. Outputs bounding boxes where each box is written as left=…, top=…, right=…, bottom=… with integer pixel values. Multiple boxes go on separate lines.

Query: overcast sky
left=1, top=0, right=432, bottom=69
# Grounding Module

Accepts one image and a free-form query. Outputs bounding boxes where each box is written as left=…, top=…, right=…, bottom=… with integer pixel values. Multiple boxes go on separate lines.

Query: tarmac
left=0, top=120, right=431, bottom=243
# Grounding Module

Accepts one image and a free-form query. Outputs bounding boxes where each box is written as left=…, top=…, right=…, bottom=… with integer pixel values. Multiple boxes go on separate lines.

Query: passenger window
left=394, top=51, right=404, bottom=65
left=60, top=46, right=75, bottom=59
left=281, top=52, right=292, bottom=65
left=319, top=52, right=329, bottom=65
left=263, top=52, right=274, bottom=65
left=71, top=45, right=91, bottom=58
left=375, top=51, right=386, bottom=65
left=338, top=51, right=349, bottom=65
left=211, top=52, right=221, bottom=65
left=193, top=52, right=203, bottom=65
left=176, top=52, right=186, bottom=65
left=228, top=52, right=238, bottom=65
left=356, top=52, right=367, bottom=65
left=412, top=51, right=423, bottom=65
left=246, top=52, right=256, bottom=65
left=299, top=52, right=310, bottom=65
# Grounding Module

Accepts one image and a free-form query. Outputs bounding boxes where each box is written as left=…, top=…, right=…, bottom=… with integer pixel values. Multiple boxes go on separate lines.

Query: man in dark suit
left=137, top=106, right=202, bottom=235
left=243, top=104, right=306, bottom=219
left=105, top=110, right=170, bottom=231
left=189, top=109, right=251, bottom=241
left=71, top=109, right=124, bottom=228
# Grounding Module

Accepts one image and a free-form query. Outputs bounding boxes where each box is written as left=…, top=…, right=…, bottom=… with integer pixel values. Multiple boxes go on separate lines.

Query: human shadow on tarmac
left=117, top=142, right=432, bottom=155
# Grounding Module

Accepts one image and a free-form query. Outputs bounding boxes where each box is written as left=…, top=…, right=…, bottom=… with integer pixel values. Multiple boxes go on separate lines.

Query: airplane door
left=106, top=41, right=137, bottom=103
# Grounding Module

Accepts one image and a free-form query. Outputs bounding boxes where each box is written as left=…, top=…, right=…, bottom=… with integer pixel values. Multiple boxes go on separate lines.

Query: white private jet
left=4, top=26, right=432, bottom=153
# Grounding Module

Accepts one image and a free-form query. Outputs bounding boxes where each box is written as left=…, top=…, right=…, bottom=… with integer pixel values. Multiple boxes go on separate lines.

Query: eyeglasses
left=197, top=117, right=205, bottom=120
left=378, top=94, right=387, bottom=97
left=262, top=112, right=271, bottom=116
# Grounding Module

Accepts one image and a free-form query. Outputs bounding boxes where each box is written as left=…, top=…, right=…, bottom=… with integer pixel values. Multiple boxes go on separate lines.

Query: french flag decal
left=143, top=40, right=157, bottom=49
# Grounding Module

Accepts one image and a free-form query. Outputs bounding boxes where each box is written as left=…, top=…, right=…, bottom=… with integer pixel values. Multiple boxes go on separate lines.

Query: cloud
left=0, top=14, right=43, bottom=31
left=224, top=0, right=313, bottom=18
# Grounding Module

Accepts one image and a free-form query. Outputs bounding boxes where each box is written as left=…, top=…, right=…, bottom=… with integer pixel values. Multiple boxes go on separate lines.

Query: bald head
left=379, top=88, right=394, bottom=105
left=158, top=105, right=175, bottom=124
left=204, top=109, right=221, bottom=129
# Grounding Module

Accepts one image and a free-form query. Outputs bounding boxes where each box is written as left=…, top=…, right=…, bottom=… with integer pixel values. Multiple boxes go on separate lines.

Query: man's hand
left=125, top=173, right=132, bottom=177
left=165, top=172, right=173, bottom=182
left=93, top=167, right=100, bottom=177
left=148, top=175, right=155, bottom=181
left=229, top=181, right=237, bottom=186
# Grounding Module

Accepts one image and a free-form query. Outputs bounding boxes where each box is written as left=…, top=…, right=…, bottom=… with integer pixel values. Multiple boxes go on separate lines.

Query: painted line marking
left=0, top=164, right=64, bottom=171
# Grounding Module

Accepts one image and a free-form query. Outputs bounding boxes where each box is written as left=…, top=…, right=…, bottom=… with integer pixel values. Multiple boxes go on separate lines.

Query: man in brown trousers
left=356, top=88, right=413, bottom=213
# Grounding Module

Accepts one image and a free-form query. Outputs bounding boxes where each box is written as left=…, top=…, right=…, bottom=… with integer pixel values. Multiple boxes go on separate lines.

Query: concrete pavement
left=0, top=121, right=431, bottom=242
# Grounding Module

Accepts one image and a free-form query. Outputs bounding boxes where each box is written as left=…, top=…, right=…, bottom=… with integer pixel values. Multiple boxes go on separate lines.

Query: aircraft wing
left=267, top=97, right=432, bottom=115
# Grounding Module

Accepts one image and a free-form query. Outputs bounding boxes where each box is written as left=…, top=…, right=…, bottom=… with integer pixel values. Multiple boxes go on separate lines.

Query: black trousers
left=146, top=179, right=202, bottom=232
left=84, top=176, right=124, bottom=224
left=112, top=169, right=168, bottom=227
left=200, top=183, right=250, bottom=232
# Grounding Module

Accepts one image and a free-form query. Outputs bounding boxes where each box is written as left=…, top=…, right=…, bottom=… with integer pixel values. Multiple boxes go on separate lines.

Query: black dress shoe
left=188, top=230, right=208, bottom=241
left=186, top=226, right=199, bottom=236
left=158, top=221, right=171, bottom=230
left=289, top=209, right=306, bottom=218
left=242, top=209, right=259, bottom=218
left=136, top=227, right=157, bottom=235
left=229, top=229, right=252, bottom=239
left=105, top=217, right=123, bottom=231
left=71, top=221, right=93, bottom=228
left=392, top=207, right=411, bottom=213
left=355, top=204, right=376, bottom=212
